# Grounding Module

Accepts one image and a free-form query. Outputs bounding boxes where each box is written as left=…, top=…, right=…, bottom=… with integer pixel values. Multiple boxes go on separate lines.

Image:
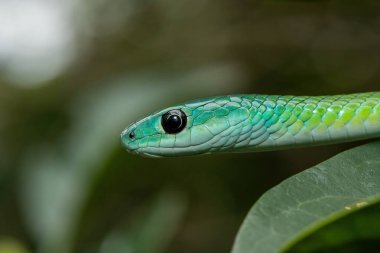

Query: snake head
left=121, top=96, right=253, bottom=157
left=121, top=105, right=193, bottom=157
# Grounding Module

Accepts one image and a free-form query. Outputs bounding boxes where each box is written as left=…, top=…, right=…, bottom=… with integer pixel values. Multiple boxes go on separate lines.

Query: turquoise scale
left=121, top=92, right=380, bottom=157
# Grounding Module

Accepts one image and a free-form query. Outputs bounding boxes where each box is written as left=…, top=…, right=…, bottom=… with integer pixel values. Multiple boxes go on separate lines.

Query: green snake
left=121, top=92, right=380, bottom=157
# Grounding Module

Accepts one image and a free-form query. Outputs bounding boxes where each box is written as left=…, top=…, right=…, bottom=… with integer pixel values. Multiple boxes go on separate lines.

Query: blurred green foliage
left=0, top=1, right=380, bottom=252
left=290, top=204, right=380, bottom=253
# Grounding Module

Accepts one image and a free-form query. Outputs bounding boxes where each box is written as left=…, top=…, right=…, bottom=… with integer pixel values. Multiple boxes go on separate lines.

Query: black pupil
left=161, top=109, right=187, bottom=134
left=168, top=115, right=181, bottom=128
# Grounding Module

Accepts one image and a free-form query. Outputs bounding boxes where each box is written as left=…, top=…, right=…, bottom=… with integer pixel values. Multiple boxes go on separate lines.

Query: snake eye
left=161, top=109, right=187, bottom=134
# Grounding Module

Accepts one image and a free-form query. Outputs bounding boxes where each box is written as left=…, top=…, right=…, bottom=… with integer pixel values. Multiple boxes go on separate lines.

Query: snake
left=121, top=92, right=380, bottom=157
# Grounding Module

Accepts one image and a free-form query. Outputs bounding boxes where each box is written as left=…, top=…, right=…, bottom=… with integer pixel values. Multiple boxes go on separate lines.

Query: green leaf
left=232, top=141, right=380, bottom=253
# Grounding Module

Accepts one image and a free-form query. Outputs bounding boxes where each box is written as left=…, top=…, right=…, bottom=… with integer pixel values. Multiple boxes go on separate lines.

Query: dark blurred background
left=1, top=1, right=380, bottom=253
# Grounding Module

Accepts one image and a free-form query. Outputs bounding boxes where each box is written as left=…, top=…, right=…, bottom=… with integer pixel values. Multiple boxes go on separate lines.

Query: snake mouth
left=120, top=139, right=137, bottom=154
left=121, top=127, right=163, bottom=158
left=120, top=124, right=139, bottom=152
left=139, top=152, right=162, bottom=158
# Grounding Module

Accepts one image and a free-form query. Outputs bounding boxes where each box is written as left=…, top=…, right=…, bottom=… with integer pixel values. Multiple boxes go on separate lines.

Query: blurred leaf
left=232, top=141, right=380, bottom=253
left=100, top=190, right=187, bottom=253
left=19, top=65, right=245, bottom=253
left=289, top=203, right=380, bottom=253
left=0, top=238, right=29, bottom=253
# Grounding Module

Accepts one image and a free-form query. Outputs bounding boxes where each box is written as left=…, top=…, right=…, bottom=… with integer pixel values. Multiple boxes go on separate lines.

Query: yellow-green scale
left=252, top=92, right=380, bottom=151
left=121, top=91, right=380, bottom=157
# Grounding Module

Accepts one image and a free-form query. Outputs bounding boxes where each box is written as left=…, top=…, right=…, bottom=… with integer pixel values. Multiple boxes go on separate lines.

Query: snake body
left=121, top=92, right=380, bottom=157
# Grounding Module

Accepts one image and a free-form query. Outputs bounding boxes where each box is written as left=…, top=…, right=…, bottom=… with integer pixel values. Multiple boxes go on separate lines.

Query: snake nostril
left=129, top=131, right=135, bottom=139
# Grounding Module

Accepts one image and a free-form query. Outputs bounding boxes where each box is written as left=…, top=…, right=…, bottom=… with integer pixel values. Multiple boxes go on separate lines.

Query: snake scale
left=121, top=92, right=380, bottom=157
